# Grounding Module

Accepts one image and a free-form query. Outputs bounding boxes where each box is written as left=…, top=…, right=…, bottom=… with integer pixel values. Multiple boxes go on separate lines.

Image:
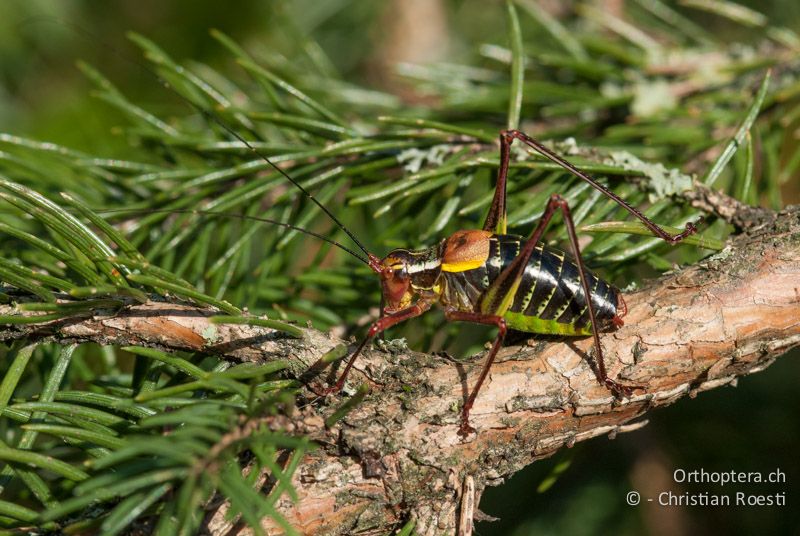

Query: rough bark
left=1, top=206, right=799, bottom=535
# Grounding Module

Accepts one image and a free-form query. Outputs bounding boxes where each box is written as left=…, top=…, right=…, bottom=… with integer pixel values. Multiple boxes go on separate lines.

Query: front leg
left=315, top=300, right=432, bottom=396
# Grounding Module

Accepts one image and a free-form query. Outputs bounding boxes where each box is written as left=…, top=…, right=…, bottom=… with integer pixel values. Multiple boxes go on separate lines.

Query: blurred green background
left=0, top=1, right=798, bottom=534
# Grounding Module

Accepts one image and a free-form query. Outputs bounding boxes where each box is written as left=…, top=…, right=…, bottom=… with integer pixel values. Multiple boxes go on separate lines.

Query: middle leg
left=444, top=309, right=507, bottom=438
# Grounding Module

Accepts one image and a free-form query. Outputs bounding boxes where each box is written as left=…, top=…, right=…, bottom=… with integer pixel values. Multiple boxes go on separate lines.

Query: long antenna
left=97, top=207, right=370, bottom=265
left=35, top=18, right=375, bottom=261
left=169, top=87, right=375, bottom=260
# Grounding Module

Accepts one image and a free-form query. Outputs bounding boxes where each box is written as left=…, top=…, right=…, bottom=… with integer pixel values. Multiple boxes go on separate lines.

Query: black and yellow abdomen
left=439, top=234, right=620, bottom=336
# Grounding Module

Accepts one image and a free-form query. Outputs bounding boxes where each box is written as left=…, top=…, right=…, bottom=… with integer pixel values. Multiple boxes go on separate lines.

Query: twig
left=1, top=207, right=798, bottom=535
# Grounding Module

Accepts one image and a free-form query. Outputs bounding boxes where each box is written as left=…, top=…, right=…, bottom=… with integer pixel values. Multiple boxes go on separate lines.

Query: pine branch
left=2, top=202, right=797, bottom=535
left=212, top=204, right=800, bottom=536
left=1, top=3, right=799, bottom=533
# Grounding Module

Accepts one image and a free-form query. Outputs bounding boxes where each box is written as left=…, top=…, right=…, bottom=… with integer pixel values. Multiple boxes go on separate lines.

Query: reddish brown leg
left=445, top=310, right=507, bottom=438
left=494, top=129, right=702, bottom=244
left=553, top=195, right=644, bottom=396
left=483, top=131, right=513, bottom=234
left=480, top=194, right=642, bottom=409
left=314, top=300, right=431, bottom=396
left=612, top=294, right=628, bottom=329
left=377, top=294, right=386, bottom=341
left=530, top=195, right=641, bottom=397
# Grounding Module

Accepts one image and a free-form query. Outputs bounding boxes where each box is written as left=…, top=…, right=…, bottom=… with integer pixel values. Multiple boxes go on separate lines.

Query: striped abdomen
left=439, top=234, right=620, bottom=335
